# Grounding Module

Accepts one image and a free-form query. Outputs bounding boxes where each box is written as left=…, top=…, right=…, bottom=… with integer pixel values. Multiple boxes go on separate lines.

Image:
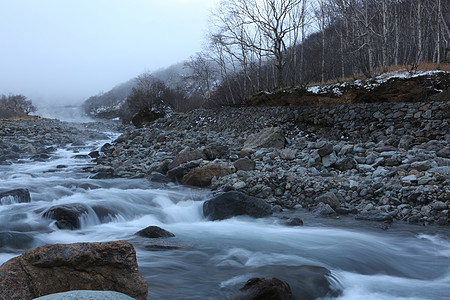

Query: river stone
left=313, top=203, right=337, bottom=216
left=239, top=277, right=292, bottom=300
left=0, top=188, right=31, bottom=205
left=203, top=191, right=272, bottom=220
left=167, top=149, right=205, bottom=170
left=292, top=265, right=341, bottom=300
left=42, top=204, right=89, bottom=230
left=34, top=290, right=135, bottom=300
left=243, top=127, right=285, bottom=150
left=322, top=152, right=337, bottom=168
left=314, top=192, right=340, bottom=209
left=355, top=211, right=393, bottom=222
left=181, top=164, right=232, bottom=187
left=0, top=241, right=148, bottom=300
left=135, top=226, right=175, bottom=238
left=234, top=157, right=256, bottom=171
left=334, top=157, right=356, bottom=171
left=203, top=143, right=229, bottom=160
left=318, top=144, right=334, bottom=157
left=437, top=147, right=450, bottom=158
left=411, top=160, right=431, bottom=171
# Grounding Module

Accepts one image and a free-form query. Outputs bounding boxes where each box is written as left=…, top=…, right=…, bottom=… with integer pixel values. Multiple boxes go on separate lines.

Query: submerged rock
left=0, top=241, right=148, bottom=300
left=239, top=277, right=292, bottom=300
left=0, top=188, right=31, bottom=205
left=42, top=204, right=89, bottom=230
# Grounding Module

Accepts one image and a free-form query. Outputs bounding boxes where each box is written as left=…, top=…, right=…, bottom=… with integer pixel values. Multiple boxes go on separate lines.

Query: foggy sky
left=0, top=0, right=218, bottom=106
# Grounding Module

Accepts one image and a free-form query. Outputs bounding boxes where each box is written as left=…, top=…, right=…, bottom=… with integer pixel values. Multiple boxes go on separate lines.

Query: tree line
left=117, top=0, right=448, bottom=123
left=186, top=0, right=449, bottom=107
left=0, top=94, right=36, bottom=118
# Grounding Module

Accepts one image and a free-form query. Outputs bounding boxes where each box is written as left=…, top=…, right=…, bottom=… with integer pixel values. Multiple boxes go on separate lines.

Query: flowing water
left=1, top=127, right=449, bottom=300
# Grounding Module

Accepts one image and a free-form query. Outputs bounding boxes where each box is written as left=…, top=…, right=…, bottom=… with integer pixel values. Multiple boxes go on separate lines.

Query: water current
left=0, top=124, right=449, bottom=299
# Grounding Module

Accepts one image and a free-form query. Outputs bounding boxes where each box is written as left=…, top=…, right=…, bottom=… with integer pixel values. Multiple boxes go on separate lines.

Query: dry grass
left=305, top=62, right=450, bottom=88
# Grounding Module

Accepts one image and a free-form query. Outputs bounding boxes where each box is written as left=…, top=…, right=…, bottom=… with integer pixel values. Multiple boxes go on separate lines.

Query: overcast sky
left=0, top=0, right=218, bottom=106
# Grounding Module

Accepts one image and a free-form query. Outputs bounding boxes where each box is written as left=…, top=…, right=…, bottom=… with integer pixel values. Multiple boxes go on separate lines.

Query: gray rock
left=314, top=192, right=340, bottom=209
left=411, top=160, right=431, bottom=171
left=34, top=290, right=135, bottom=300
left=234, top=158, right=256, bottom=171
left=203, top=191, right=272, bottom=220
left=313, top=202, right=337, bottom=216
left=322, top=152, right=337, bottom=168
left=357, top=164, right=375, bottom=173
left=437, top=147, right=450, bottom=158
left=355, top=211, right=393, bottom=222
left=334, top=157, right=356, bottom=171
left=243, top=127, right=285, bottom=150
left=0, top=189, right=31, bottom=205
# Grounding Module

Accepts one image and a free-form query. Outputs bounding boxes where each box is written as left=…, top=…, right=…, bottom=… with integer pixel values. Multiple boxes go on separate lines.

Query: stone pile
left=91, top=101, right=449, bottom=226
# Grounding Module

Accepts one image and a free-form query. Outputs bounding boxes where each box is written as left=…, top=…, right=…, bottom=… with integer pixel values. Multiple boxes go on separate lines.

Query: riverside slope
left=92, top=100, right=450, bottom=227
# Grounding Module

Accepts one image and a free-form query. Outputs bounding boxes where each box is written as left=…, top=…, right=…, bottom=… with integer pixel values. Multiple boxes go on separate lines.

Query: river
left=0, top=120, right=449, bottom=299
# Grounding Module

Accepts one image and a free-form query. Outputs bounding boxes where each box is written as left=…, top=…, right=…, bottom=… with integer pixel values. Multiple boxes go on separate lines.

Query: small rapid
left=0, top=132, right=449, bottom=299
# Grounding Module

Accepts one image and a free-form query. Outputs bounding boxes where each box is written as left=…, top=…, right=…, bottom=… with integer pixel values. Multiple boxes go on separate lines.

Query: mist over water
left=34, top=104, right=94, bottom=123
left=0, top=129, right=449, bottom=299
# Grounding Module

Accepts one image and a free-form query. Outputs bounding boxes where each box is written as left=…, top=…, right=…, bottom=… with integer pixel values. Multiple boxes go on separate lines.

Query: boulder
left=292, top=265, right=340, bottom=300
left=243, top=127, right=285, bottom=150
left=135, top=226, right=175, bottom=238
left=437, top=147, right=450, bottom=158
left=34, top=290, right=135, bottom=300
left=234, top=158, right=256, bottom=171
left=0, top=188, right=31, bottom=205
left=100, top=143, right=114, bottom=154
left=239, top=277, right=292, bottom=300
left=203, top=191, right=272, bottom=220
left=181, top=164, right=232, bottom=187
left=167, top=149, right=205, bottom=170
left=203, top=143, right=229, bottom=160
left=355, top=211, right=393, bottom=222
left=42, top=204, right=89, bottom=230
left=334, top=157, right=356, bottom=171
left=167, top=165, right=190, bottom=182
left=313, top=203, right=337, bottom=216
left=314, top=192, right=340, bottom=209
left=0, top=241, right=148, bottom=300
left=318, top=144, right=334, bottom=157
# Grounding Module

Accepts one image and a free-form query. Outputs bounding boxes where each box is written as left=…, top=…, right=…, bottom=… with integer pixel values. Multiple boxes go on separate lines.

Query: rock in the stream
left=135, top=226, right=175, bottom=238
left=355, top=211, right=393, bottom=222
left=239, top=277, right=292, bottom=300
left=0, top=241, right=148, bottom=300
left=0, top=188, right=31, bottom=205
left=291, top=265, right=340, bottom=300
left=203, top=191, right=272, bottom=220
left=43, top=204, right=89, bottom=230
left=314, top=192, right=340, bottom=209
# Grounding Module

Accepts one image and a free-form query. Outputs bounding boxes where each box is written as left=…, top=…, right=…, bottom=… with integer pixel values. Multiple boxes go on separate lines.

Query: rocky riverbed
left=0, top=118, right=120, bottom=164
left=90, top=101, right=450, bottom=226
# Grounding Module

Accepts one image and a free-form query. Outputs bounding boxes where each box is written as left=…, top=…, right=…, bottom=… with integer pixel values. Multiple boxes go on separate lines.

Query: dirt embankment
left=246, top=72, right=450, bottom=107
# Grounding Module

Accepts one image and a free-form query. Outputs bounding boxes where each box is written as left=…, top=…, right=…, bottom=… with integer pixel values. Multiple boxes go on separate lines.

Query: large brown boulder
left=0, top=241, right=148, bottom=300
left=181, top=164, right=232, bottom=187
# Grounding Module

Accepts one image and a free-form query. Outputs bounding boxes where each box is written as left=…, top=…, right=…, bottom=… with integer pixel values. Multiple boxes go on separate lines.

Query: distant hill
left=82, top=62, right=192, bottom=119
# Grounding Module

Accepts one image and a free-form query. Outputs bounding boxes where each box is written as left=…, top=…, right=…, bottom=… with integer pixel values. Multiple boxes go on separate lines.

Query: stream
left=1, top=123, right=449, bottom=300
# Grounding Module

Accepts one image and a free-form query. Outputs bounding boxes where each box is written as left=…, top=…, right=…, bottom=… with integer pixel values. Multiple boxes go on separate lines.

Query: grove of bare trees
left=0, top=94, right=37, bottom=117
left=185, top=0, right=449, bottom=107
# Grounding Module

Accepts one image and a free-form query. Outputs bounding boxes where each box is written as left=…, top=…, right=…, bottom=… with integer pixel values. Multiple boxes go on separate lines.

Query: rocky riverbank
left=0, top=118, right=119, bottom=165
left=92, top=100, right=450, bottom=226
